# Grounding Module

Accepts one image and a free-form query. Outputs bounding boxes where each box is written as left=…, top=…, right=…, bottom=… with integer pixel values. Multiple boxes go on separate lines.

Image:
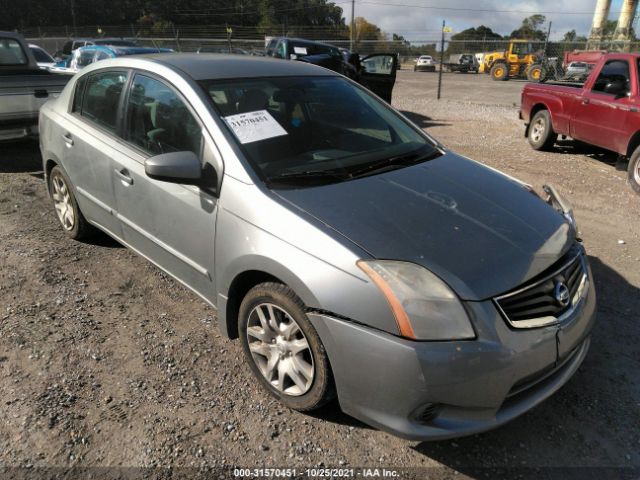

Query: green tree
left=510, top=14, right=547, bottom=40
left=448, top=25, right=502, bottom=54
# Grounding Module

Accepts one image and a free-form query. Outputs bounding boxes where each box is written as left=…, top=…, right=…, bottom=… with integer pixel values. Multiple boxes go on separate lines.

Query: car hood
left=273, top=152, right=574, bottom=301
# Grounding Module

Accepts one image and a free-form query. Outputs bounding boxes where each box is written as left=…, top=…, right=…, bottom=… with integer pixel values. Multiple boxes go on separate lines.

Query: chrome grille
left=495, top=251, right=588, bottom=328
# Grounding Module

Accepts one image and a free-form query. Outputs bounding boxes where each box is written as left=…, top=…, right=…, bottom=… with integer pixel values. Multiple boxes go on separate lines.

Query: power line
left=174, top=2, right=351, bottom=16
left=357, top=0, right=624, bottom=16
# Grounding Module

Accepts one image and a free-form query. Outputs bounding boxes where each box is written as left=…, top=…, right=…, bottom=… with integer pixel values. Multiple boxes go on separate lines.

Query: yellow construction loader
left=481, top=40, right=541, bottom=81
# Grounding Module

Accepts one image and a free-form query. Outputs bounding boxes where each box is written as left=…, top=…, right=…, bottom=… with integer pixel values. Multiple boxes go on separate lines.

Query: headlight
left=543, top=184, right=579, bottom=236
left=357, top=260, right=475, bottom=340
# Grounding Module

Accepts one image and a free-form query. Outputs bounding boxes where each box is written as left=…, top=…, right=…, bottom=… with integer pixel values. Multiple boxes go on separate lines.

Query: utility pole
left=437, top=20, right=445, bottom=100
left=350, top=0, right=355, bottom=51
left=70, top=0, right=77, bottom=35
left=543, top=21, right=552, bottom=57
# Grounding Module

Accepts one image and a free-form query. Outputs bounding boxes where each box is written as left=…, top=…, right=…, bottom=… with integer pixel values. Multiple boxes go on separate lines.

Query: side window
left=72, top=76, right=87, bottom=113
left=80, top=71, right=127, bottom=132
left=593, top=60, right=630, bottom=94
left=266, top=39, right=277, bottom=56
left=125, top=74, right=203, bottom=157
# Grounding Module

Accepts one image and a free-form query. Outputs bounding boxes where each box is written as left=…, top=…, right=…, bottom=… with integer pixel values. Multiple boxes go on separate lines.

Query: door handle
left=114, top=168, right=133, bottom=185
left=62, top=133, right=74, bottom=147
left=582, top=99, right=590, bottom=105
left=34, top=89, right=48, bottom=99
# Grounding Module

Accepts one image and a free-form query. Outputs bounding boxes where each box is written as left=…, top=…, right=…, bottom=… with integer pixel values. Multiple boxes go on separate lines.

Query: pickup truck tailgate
left=0, top=74, right=71, bottom=124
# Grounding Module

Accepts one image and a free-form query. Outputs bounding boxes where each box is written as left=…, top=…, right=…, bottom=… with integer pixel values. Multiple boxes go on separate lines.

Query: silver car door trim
left=76, top=186, right=115, bottom=215
left=116, top=212, right=211, bottom=279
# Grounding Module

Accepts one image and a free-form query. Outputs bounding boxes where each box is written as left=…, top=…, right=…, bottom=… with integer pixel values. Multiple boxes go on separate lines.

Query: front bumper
left=308, top=267, right=596, bottom=441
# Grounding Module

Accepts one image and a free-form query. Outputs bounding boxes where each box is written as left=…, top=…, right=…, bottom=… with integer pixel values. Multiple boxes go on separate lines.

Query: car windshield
left=201, top=76, right=439, bottom=187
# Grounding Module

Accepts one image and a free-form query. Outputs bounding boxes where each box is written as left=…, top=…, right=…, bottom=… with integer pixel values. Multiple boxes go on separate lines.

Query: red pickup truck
left=520, top=53, right=640, bottom=194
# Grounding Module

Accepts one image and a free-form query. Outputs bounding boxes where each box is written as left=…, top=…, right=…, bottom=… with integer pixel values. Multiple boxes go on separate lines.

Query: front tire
left=49, top=165, right=94, bottom=240
left=627, top=146, right=640, bottom=195
left=238, top=282, right=335, bottom=411
left=528, top=110, right=557, bottom=151
left=490, top=63, right=509, bottom=81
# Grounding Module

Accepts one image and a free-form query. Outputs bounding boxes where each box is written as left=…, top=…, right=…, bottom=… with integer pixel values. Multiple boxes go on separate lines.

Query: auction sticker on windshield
left=223, top=110, right=288, bottom=144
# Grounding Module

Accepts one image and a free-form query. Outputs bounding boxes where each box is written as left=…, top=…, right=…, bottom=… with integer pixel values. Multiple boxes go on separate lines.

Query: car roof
left=271, top=37, right=338, bottom=49
left=136, top=53, right=337, bottom=80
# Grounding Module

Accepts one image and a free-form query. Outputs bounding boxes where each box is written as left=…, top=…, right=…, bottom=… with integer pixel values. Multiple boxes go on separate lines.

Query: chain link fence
left=19, top=24, right=640, bottom=69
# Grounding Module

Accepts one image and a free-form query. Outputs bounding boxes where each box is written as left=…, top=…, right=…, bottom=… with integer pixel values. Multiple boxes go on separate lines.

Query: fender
left=522, top=88, right=569, bottom=136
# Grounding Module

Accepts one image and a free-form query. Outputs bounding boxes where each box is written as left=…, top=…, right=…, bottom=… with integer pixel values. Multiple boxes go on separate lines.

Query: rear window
left=30, top=46, right=54, bottom=63
left=0, top=38, right=28, bottom=66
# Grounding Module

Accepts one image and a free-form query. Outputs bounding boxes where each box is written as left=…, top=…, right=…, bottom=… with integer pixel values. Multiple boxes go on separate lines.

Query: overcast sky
left=345, top=0, right=629, bottom=41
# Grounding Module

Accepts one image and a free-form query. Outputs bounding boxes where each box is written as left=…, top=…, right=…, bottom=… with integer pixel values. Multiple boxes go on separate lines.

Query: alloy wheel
left=51, top=174, right=75, bottom=231
left=245, top=303, right=315, bottom=396
left=531, top=118, right=546, bottom=143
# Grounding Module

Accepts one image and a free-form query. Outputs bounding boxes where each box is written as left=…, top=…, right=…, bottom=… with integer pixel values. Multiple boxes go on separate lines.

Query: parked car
left=54, top=37, right=137, bottom=60
left=0, top=31, right=70, bottom=141
left=29, top=44, right=56, bottom=70
left=521, top=53, right=640, bottom=194
left=264, top=37, right=397, bottom=102
left=40, top=54, right=595, bottom=440
left=50, top=44, right=173, bottom=74
left=564, top=61, right=593, bottom=79
left=444, top=53, right=479, bottom=73
left=414, top=55, right=435, bottom=72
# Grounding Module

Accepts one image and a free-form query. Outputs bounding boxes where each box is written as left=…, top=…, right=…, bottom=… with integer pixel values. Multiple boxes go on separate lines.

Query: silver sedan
left=39, top=54, right=595, bottom=440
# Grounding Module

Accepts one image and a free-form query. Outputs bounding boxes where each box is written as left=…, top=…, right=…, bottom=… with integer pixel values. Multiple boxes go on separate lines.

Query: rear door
left=570, top=58, right=634, bottom=153
left=110, top=72, right=219, bottom=303
left=358, top=54, right=398, bottom=103
left=59, top=69, right=128, bottom=237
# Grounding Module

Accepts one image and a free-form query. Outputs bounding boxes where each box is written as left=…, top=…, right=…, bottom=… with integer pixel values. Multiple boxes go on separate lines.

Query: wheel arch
left=218, top=258, right=321, bottom=339
left=525, top=102, right=552, bottom=137
left=44, top=158, right=59, bottom=194
left=625, top=130, right=640, bottom=157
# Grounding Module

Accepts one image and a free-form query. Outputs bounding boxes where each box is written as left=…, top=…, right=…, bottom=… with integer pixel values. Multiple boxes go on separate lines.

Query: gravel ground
left=0, top=71, right=639, bottom=479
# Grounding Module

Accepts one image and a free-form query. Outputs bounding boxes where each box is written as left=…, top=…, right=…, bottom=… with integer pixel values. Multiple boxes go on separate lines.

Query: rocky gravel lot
left=1, top=72, right=639, bottom=479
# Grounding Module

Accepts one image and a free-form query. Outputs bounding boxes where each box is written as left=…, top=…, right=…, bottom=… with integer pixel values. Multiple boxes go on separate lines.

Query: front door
left=111, top=73, right=219, bottom=302
left=571, top=58, right=633, bottom=153
left=358, top=54, right=398, bottom=103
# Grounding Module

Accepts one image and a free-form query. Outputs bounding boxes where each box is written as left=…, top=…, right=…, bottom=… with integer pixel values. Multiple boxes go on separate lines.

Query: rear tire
left=490, top=63, right=509, bottom=81
left=238, top=282, right=335, bottom=412
left=528, top=110, right=557, bottom=151
left=49, top=165, right=95, bottom=240
left=627, top=146, right=640, bottom=195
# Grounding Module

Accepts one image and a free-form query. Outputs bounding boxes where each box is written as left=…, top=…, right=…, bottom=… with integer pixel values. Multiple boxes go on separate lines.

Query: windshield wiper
left=348, top=149, right=442, bottom=179
left=266, top=169, right=348, bottom=185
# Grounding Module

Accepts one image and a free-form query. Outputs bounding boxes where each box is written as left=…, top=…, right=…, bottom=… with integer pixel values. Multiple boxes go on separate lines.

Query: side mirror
left=604, top=79, right=627, bottom=97
left=144, top=151, right=201, bottom=184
